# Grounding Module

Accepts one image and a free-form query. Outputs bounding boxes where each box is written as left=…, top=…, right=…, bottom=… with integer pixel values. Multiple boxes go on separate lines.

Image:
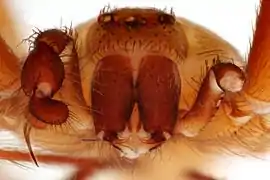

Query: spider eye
left=98, top=13, right=114, bottom=25
left=124, top=16, right=141, bottom=29
left=158, top=13, right=175, bottom=25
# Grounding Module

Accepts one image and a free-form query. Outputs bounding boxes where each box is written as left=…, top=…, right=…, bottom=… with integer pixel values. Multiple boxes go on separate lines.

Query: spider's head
left=75, top=6, right=184, bottom=159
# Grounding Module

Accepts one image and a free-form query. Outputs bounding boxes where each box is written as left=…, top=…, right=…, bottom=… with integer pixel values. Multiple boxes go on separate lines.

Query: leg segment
left=0, top=149, right=104, bottom=180
left=174, top=63, right=245, bottom=137
left=243, top=0, right=270, bottom=117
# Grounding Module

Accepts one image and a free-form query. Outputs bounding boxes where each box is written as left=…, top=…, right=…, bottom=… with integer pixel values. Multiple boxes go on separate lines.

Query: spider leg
left=0, top=149, right=104, bottom=179
left=243, top=0, right=270, bottom=119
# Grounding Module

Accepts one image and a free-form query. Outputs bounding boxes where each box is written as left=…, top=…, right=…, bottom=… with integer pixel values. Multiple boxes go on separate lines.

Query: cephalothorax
left=0, top=1, right=269, bottom=180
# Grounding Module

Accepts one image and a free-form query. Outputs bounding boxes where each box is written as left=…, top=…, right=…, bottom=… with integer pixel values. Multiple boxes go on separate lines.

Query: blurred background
left=0, top=0, right=260, bottom=180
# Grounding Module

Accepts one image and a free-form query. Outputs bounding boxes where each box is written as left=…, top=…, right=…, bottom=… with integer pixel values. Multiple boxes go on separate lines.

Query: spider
left=0, top=0, right=268, bottom=180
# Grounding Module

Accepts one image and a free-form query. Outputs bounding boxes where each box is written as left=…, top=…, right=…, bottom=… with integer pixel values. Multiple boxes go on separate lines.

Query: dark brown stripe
left=91, top=55, right=134, bottom=139
left=136, top=55, right=180, bottom=136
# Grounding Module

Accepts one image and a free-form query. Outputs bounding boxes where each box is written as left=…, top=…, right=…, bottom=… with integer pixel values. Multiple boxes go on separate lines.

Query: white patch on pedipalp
left=220, top=71, right=244, bottom=92
left=36, top=82, right=52, bottom=97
